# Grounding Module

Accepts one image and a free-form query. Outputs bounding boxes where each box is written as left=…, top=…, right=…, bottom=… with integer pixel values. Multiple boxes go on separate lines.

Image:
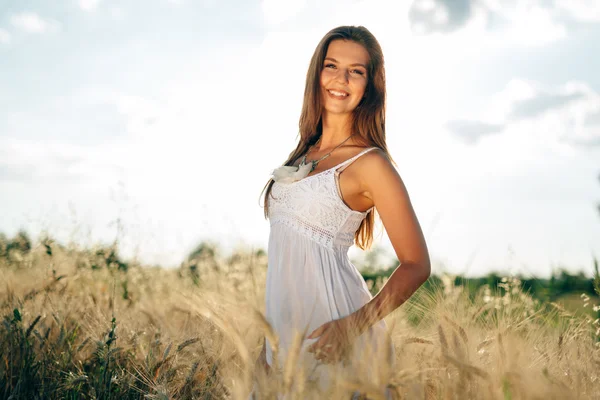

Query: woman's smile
left=326, top=88, right=350, bottom=99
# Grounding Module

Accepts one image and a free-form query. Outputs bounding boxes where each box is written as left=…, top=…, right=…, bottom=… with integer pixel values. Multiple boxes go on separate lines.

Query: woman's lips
left=327, top=89, right=349, bottom=99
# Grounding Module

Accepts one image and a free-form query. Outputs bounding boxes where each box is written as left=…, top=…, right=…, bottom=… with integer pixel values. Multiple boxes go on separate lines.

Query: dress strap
left=335, top=147, right=379, bottom=173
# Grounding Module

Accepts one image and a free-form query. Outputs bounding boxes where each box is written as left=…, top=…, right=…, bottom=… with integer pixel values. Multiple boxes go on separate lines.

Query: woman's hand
left=306, top=317, right=357, bottom=364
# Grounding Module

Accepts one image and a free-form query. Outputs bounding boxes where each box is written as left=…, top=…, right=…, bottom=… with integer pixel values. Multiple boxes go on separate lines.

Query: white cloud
left=409, top=0, right=570, bottom=47
left=0, top=28, right=11, bottom=44
left=79, top=0, right=102, bottom=12
left=511, top=81, right=600, bottom=148
left=555, top=0, right=600, bottom=22
left=460, top=4, right=566, bottom=47
left=482, top=0, right=600, bottom=28
left=10, top=12, right=61, bottom=34
left=446, top=79, right=600, bottom=152
left=495, top=4, right=567, bottom=46
left=0, top=135, right=120, bottom=185
left=110, top=7, right=125, bottom=20
left=414, top=0, right=436, bottom=12
left=261, top=0, right=307, bottom=26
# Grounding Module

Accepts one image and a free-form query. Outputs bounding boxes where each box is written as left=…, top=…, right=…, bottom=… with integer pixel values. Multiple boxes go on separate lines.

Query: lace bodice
left=268, top=147, right=377, bottom=249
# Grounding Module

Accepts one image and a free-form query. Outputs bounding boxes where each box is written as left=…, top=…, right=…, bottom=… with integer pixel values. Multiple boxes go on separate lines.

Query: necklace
left=299, top=134, right=355, bottom=173
left=271, top=134, right=355, bottom=184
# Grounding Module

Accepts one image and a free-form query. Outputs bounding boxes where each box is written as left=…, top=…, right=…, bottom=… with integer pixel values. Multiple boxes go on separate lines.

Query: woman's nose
left=335, top=68, right=349, bottom=84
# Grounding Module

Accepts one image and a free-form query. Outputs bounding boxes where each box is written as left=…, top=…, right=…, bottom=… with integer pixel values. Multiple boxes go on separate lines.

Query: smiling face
left=320, top=39, right=370, bottom=117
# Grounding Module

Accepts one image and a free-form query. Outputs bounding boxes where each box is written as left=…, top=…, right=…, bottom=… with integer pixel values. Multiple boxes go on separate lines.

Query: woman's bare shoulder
left=360, top=147, right=395, bottom=171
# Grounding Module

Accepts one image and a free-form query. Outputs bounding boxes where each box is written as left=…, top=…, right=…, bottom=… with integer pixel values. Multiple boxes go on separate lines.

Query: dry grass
left=1, top=243, right=599, bottom=399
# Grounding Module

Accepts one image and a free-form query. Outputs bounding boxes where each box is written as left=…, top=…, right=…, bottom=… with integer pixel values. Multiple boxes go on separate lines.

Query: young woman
left=254, top=25, right=431, bottom=396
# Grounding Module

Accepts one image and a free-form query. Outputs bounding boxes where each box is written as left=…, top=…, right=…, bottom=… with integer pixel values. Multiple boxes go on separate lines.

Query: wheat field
left=1, top=241, right=599, bottom=399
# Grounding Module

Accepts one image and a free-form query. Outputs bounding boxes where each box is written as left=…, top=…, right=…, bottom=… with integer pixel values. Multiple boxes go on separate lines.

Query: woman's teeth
left=328, top=90, right=348, bottom=97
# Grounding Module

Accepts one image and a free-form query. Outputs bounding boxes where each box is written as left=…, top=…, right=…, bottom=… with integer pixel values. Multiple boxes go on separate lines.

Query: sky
left=1, top=0, right=599, bottom=277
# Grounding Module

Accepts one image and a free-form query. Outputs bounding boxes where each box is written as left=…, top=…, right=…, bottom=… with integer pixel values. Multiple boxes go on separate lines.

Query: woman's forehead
left=325, top=40, right=369, bottom=65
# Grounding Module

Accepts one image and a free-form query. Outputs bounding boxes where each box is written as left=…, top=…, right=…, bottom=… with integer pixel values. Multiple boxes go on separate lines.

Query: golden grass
left=1, top=244, right=599, bottom=399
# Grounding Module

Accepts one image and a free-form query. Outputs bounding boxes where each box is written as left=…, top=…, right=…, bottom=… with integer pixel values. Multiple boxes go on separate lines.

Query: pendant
left=300, top=158, right=318, bottom=173
left=271, top=160, right=314, bottom=184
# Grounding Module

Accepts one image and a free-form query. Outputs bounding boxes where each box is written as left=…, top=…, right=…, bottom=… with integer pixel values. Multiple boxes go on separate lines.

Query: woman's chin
left=322, top=106, right=357, bottom=116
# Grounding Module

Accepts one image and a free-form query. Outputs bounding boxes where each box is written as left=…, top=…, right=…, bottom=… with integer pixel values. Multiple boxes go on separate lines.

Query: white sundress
left=254, top=147, right=395, bottom=398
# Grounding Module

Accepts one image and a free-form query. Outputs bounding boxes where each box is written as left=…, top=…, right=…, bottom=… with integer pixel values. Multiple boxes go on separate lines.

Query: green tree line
left=2, top=231, right=598, bottom=310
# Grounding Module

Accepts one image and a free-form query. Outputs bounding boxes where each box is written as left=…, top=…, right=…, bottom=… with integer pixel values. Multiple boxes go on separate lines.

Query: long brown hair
left=261, top=25, right=392, bottom=250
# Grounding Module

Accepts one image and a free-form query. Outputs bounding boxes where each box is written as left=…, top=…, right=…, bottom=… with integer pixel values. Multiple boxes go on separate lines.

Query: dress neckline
left=288, top=146, right=377, bottom=184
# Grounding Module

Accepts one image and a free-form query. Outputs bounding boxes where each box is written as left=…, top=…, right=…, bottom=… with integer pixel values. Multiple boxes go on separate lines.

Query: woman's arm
left=348, top=149, right=431, bottom=335
left=307, top=149, right=431, bottom=362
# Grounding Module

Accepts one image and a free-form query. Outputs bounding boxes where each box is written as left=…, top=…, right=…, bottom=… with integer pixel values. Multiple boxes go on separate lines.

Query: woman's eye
left=324, top=63, right=336, bottom=69
left=352, top=69, right=365, bottom=75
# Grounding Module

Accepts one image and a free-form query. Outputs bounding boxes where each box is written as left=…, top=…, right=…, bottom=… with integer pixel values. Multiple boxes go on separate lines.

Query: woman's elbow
left=420, top=260, right=431, bottom=282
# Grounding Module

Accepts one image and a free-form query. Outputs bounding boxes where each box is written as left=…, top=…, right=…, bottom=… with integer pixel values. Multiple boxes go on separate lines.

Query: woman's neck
left=318, top=113, right=354, bottom=150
